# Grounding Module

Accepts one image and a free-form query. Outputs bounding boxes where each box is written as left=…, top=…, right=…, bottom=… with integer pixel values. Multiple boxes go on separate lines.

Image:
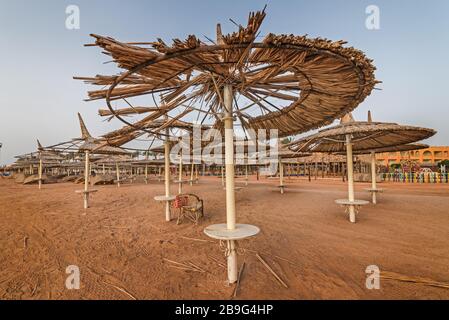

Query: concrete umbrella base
left=335, top=199, right=369, bottom=223
left=75, top=189, right=98, bottom=209
left=204, top=223, right=260, bottom=285
left=364, top=188, right=385, bottom=204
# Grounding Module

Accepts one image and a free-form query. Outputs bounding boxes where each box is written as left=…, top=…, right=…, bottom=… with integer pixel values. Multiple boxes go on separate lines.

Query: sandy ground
left=0, top=175, right=448, bottom=300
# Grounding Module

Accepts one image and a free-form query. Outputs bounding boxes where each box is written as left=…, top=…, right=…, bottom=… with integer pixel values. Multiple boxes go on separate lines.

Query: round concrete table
left=204, top=223, right=260, bottom=241
left=365, top=188, right=384, bottom=204
left=75, top=189, right=98, bottom=210
left=154, top=195, right=176, bottom=202
left=335, top=199, right=370, bottom=223
left=277, top=185, right=285, bottom=194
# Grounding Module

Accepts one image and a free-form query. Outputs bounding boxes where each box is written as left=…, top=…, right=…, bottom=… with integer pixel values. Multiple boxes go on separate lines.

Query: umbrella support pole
left=178, top=152, right=183, bottom=194
left=190, top=163, right=194, bottom=186
left=38, top=155, right=43, bottom=190
left=221, top=166, right=225, bottom=187
left=145, top=164, right=148, bottom=184
left=346, top=135, right=356, bottom=223
left=116, top=163, right=120, bottom=187
left=370, top=151, right=377, bottom=204
left=203, top=85, right=260, bottom=285
left=164, top=135, right=171, bottom=222
left=83, top=193, right=89, bottom=210
left=224, top=85, right=237, bottom=284
left=195, top=165, right=199, bottom=184
left=279, top=158, right=284, bottom=194
left=227, top=240, right=238, bottom=284
left=84, top=151, right=90, bottom=209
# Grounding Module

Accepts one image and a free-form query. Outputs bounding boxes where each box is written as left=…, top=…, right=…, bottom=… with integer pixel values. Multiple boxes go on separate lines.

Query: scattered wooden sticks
left=163, top=258, right=206, bottom=273
left=256, top=253, right=288, bottom=288
left=102, top=281, right=138, bottom=300
left=244, top=248, right=301, bottom=269
left=232, top=262, right=246, bottom=298
left=30, top=283, right=39, bottom=296
left=207, top=255, right=226, bottom=269
left=381, top=271, right=449, bottom=290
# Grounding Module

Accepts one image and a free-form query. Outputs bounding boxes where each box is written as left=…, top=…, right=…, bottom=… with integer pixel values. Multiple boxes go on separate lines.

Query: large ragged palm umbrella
left=76, top=9, right=377, bottom=284
left=288, top=113, right=435, bottom=222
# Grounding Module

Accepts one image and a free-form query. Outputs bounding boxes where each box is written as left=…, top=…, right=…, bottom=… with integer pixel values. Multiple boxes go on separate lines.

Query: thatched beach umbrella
left=76, top=113, right=130, bottom=209
left=94, top=154, right=135, bottom=186
left=270, top=143, right=310, bottom=194
left=76, top=8, right=378, bottom=283
left=154, top=116, right=176, bottom=221
left=13, top=141, right=65, bottom=187
left=151, top=138, right=190, bottom=195
left=288, top=112, right=436, bottom=222
left=350, top=141, right=429, bottom=204
left=150, top=136, right=188, bottom=220
left=354, top=143, right=429, bottom=204
left=36, top=140, right=65, bottom=188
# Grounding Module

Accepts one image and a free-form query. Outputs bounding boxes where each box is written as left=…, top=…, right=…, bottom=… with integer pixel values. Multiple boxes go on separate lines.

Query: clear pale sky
left=0, top=0, right=448, bottom=165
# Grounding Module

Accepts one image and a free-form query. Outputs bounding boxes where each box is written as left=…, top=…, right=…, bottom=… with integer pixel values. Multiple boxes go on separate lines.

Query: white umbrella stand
left=204, top=85, right=260, bottom=284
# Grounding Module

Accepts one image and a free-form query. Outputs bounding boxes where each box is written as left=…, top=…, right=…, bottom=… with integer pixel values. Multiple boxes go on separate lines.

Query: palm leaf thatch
left=347, top=143, right=429, bottom=155
left=288, top=113, right=436, bottom=153
left=75, top=8, right=378, bottom=138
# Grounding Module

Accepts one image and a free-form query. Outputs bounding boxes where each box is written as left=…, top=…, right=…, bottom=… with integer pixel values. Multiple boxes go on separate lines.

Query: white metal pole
left=116, top=162, right=120, bottom=187
left=345, top=135, right=355, bottom=222
left=371, top=151, right=377, bottom=204
left=164, top=134, right=171, bottom=222
left=38, top=153, right=43, bottom=190
left=84, top=151, right=90, bottom=209
left=279, top=158, right=284, bottom=194
left=178, top=151, right=183, bottom=194
left=195, top=164, right=199, bottom=184
left=145, top=164, right=148, bottom=184
left=224, top=84, right=237, bottom=284
left=221, top=165, right=225, bottom=187
left=190, top=162, right=195, bottom=186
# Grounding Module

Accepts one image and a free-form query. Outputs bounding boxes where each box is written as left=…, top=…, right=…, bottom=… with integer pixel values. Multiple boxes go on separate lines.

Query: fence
left=381, top=172, right=449, bottom=183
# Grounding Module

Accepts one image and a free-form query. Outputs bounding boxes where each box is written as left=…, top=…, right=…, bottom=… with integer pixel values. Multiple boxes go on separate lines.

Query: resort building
left=375, top=146, right=449, bottom=166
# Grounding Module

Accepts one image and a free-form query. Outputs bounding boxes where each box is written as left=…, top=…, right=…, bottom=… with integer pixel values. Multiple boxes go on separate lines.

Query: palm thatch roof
left=346, top=143, right=429, bottom=155
left=274, top=144, right=311, bottom=159
left=14, top=140, right=66, bottom=166
left=288, top=112, right=436, bottom=153
left=75, top=8, right=378, bottom=139
left=74, top=113, right=129, bottom=155
left=299, top=153, right=347, bottom=163
left=78, top=138, right=130, bottom=155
